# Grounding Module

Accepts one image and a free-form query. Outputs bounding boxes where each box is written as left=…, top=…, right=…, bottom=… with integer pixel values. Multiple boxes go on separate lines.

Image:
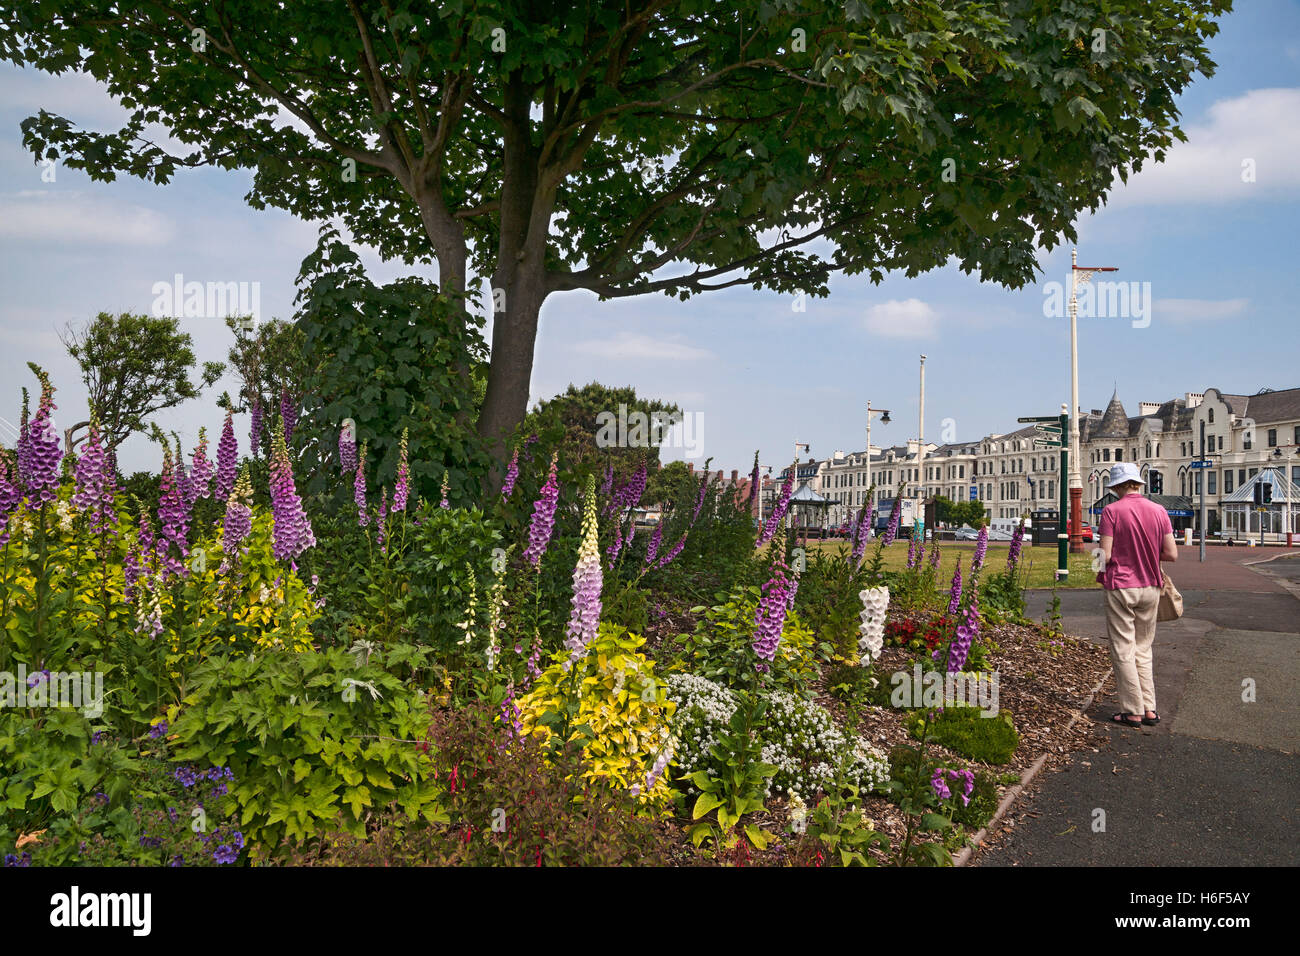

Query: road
left=976, top=546, right=1300, bottom=867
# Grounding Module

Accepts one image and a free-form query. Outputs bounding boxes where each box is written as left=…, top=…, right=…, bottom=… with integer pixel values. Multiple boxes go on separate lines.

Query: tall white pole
left=1068, top=249, right=1084, bottom=551
left=918, top=354, right=927, bottom=500
left=865, top=401, right=873, bottom=508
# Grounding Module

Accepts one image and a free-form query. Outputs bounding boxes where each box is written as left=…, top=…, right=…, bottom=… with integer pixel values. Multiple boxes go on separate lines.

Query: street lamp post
left=865, top=400, right=891, bottom=524
left=1068, top=248, right=1118, bottom=553
left=918, top=355, right=927, bottom=526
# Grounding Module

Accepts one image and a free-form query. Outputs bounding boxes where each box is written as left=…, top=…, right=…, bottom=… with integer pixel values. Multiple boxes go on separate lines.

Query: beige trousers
left=1104, top=586, right=1161, bottom=716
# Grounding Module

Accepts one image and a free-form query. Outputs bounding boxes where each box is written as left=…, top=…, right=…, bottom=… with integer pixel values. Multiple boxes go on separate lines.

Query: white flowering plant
left=759, top=691, right=890, bottom=805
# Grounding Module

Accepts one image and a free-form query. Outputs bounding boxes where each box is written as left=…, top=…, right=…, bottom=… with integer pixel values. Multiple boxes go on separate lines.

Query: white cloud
left=1112, top=88, right=1300, bottom=205
left=574, top=331, right=714, bottom=361
left=863, top=298, right=938, bottom=338
left=0, top=190, right=174, bottom=245
left=1153, top=297, right=1250, bottom=322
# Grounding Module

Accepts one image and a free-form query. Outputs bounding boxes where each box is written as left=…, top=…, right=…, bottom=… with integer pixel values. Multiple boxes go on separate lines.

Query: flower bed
left=1, top=369, right=1106, bottom=867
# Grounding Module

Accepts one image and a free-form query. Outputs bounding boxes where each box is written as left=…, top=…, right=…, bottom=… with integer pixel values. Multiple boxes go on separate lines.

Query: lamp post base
left=1069, top=486, right=1087, bottom=553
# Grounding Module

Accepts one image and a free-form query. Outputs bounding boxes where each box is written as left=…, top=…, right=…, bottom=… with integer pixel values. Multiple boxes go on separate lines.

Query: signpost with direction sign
left=1020, top=412, right=1070, bottom=581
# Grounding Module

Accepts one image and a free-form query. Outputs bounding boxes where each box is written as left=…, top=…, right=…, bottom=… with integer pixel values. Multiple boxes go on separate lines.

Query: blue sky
left=2, top=2, right=1299, bottom=476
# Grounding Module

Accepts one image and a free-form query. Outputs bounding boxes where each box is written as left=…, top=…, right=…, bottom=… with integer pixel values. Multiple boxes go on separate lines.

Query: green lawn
left=802, top=539, right=1100, bottom=589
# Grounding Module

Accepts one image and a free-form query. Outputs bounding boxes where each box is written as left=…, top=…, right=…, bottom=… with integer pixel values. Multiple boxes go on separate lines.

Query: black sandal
left=1142, top=712, right=1160, bottom=725
left=1111, top=712, right=1143, bottom=727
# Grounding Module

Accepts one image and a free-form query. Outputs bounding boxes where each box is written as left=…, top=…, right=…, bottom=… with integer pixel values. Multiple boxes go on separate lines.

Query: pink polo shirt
left=1100, top=493, right=1172, bottom=590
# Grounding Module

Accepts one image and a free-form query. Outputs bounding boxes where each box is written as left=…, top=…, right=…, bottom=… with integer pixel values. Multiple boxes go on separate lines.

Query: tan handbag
left=1157, top=571, right=1183, bottom=621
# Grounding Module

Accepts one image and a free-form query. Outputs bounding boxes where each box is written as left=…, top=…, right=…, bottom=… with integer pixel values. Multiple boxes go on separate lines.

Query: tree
left=521, top=382, right=679, bottom=483
left=59, top=312, right=224, bottom=452
left=222, top=315, right=316, bottom=459
left=10, top=0, right=1228, bottom=467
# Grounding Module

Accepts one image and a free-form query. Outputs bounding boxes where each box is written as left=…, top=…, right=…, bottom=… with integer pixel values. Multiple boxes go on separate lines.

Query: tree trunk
left=475, top=69, right=557, bottom=490
left=477, top=271, right=547, bottom=483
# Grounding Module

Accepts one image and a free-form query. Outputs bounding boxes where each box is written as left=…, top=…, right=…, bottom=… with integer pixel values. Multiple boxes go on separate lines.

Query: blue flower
left=4, top=853, right=32, bottom=867
left=148, top=720, right=169, bottom=739
left=172, top=766, right=198, bottom=788
left=213, top=844, right=239, bottom=865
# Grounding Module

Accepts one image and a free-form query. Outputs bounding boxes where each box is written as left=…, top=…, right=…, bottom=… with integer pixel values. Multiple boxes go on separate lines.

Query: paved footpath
left=977, top=546, right=1300, bottom=867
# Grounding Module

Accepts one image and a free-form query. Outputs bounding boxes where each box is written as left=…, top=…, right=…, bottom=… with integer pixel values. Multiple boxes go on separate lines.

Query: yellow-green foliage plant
left=180, top=511, right=319, bottom=657
left=518, top=623, right=676, bottom=811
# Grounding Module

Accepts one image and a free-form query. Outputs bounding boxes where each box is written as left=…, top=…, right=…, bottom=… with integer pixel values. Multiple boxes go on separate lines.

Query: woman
left=1096, top=462, right=1179, bottom=728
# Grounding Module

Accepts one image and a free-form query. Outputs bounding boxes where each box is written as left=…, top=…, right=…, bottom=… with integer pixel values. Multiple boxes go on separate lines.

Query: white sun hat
left=1106, top=462, right=1145, bottom=489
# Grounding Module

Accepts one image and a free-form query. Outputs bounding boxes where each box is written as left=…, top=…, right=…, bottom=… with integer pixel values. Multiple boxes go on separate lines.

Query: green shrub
left=668, top=585, right=824, bottom=693
left=796, top=547, right=872, bottom=658
left=166, top=643, right=443, bottom=858
left=904, top=705, right=1019, bottom=764
left=978, top=569, right=1027, bottom=625
left=885, top=745, right=1000, bottom=829
left=289, top=701, right=681, bottom=866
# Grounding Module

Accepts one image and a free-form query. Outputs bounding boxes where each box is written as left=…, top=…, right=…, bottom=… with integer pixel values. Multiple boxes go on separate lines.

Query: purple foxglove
left=605, top=519, right=624, bottom=570
left=930, top=543, right=941, bottom=569
left=852, top=501, right=874, bottom=566
left=393, top=428, right=410, bottom=513
left=1007, top=520, right=1025, bottom=570
left=691, top=472, right=708, bottom=523
left=354, top=441, right=368, bottom=527
left=748, top=452, right=759, bottom=507
left=501, top=447, right=520, bottom=500
left=269, top=428, right=315, bottom=562
left=249, top=398, right=263, bottom=458
left=945, top=583, right=980, bottom=672
left=973, top=525, right=989, bottom=571
left=523, top=453, right=559, bottom=568
left=609, top=458, right=647, bottom=516
left=599, top=462, right=613, bottom=497
left=157, top=449, right=190, bottom=573
left=644, top=519, right=664, bottom=567
left=15, top=387, right=30, bottom=487
left=439, top=471, right=450, bottom=509
left=215, top=409, right=238, bottom=500
left=0, top=457, right=22, bottom=547
left=377, top=487, right=388, bottom=553
left=187, top=427, right=214, bottom=506
left=24, top=397, right=62, bottom=506
left=752, top=555, right=793, bottom=668
left=947, top=556, right=963, bottom=615
left=221, top=467, right=253, bottom=569
left=881, top=497, right=902, bottom=546
left=72, top=422, right=111, bottom=532
left=564, top=475, right=603, bottom=665
left=906, top=533, right=917, bottom=569
left=338, top=421, right=357, bottom=475
left=653, top=531, right=688, bottom=571
left=757, top=465, right=795, bottom=548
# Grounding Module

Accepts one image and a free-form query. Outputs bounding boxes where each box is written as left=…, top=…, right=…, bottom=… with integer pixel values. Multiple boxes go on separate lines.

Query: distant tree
left=644, top=459, right=694, bottom=510
left=59, top=312, right=223, bottom=452
left=933, top=496, right=987, bottom=528
left=521, top=383, right=680, bottom=483
left=223, top=315, right=315, bottom=459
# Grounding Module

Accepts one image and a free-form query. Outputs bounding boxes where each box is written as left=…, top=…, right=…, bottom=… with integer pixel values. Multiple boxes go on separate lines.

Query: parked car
left=953, top=526, right=980, bottom=540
